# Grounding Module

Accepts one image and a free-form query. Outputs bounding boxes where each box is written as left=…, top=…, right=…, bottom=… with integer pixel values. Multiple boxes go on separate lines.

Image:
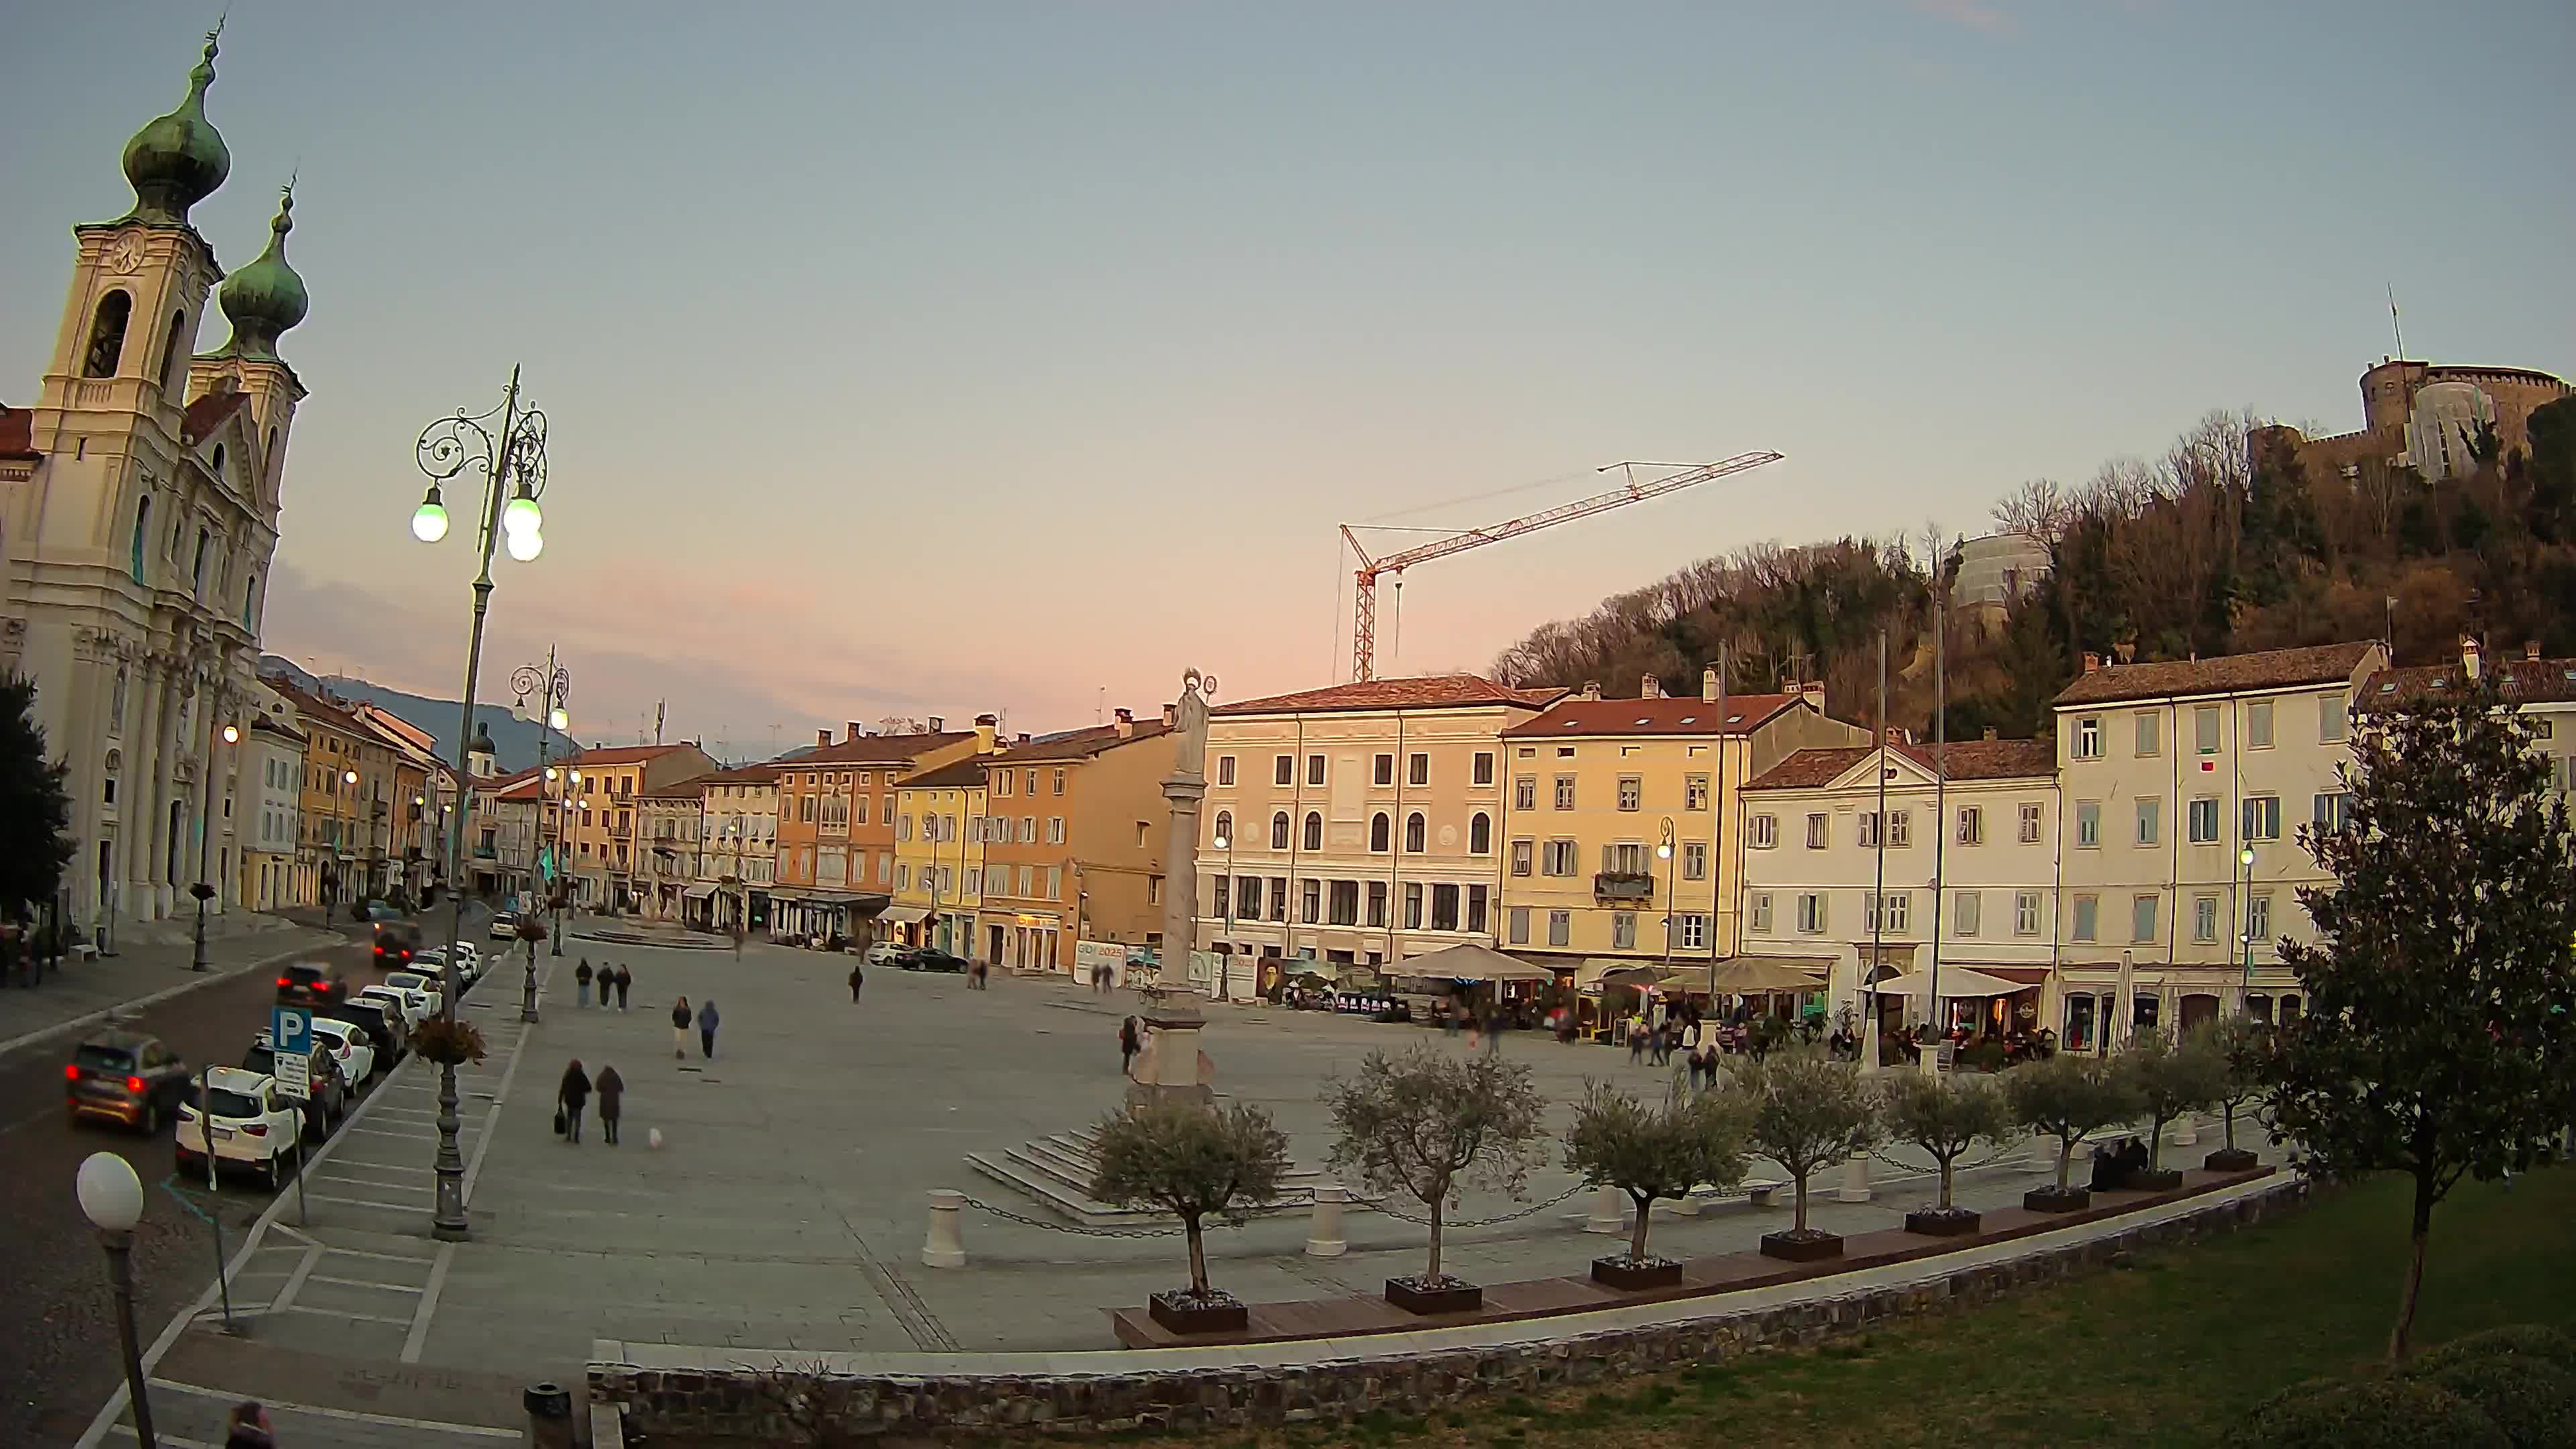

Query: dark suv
left=372, top=924, right=418, bottom=970
left=276, top=962, right=347, bottom=1006
left=320, top=998, right=405, bottom=1065
left=66, top=1030, right=191, bottom=1133
left=244, top=1036, right=349, bottom=1139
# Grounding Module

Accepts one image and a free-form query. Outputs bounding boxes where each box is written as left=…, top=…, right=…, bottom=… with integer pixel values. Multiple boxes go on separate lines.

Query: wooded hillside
left=1489, top=396, right=2576, bottom=741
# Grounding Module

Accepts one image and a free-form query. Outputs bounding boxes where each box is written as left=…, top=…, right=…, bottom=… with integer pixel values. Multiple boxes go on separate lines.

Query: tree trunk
left=2055, top=1137, right=2076, bottom=1191
left=2148, top=1112, right=2169, bottom=1171
left=2221, top=1104, right=2238, bottom=1151
left=1937, top=1157, right=1956, bottom=1211
left=1792, top=1174, right=1810, bottom=1232
left=1629, top=1192, right=1653, bottom=1259
left=1184, top=1216, right=1210, bottom=1297
left=2387, top=1168, right=2436, bottom=1363
left=1425, top=1200, right=1445, bottom=1283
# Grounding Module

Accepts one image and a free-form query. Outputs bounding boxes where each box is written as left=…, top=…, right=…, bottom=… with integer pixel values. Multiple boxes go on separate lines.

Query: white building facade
left=238, top=704, right=303, bottom=912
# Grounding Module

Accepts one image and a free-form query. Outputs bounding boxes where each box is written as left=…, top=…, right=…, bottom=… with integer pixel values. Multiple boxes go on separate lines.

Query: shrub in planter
left=1089, top=1099, right=1290, bottom=1335
left=1882, top=1071, right=2012, bottom=1238
left=2406, top=1356, right=2576, bottom=1449
left=1723, top=1050, right=1881, bottom=1262
left=2114, top=1026, right=2224, bottom=1187
left=1563, top=1079, right=1748, bottom=1289
left=2202, top=1016, right=2271, bottom=1171
left=1326, top=1044, right=1547, bottom=1315
left=2006, top=1052, right=2139, bottom=1212
left=2244, top=1375, right=2507, bottom=1449
left=410, top=1017, right=488, bottom=1066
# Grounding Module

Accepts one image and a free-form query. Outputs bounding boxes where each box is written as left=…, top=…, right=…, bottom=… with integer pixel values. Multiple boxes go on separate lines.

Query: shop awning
left=1391, top=943, right=1554, bottom=982
left=681, top=883, right=716, bottom=901
left=1700, top=956, right=1832, bottom=995
left=1869, top=966, right=2030, bottom=998
left=878, top=906, right=931, bottom=926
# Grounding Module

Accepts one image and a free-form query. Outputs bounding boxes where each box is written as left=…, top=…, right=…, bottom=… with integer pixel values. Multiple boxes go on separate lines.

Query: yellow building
left=1495, top=672, right=1865, bottom=979
left=271, top=683, right=392, bottom=911
left=892, top=755, right=989, bottom=953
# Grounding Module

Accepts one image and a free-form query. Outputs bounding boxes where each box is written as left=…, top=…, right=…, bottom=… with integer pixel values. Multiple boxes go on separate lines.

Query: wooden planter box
left=1904, top=1207, right=1982, bottom=1237
left=1147, top=1290, right=1248, bottom=1336
left=2203, top=1148, right=2259, bottom=1173
left=1384, top=1277, right=1483, bottom=1316
left=2024, top=1185, right=2092, bottom=1214
left=1758, top=1230, right=1844, bottom=1263
left=1591, top=1255, right=1684, bottom=1290
left=2129, top=1168, right=2185, bottom=1191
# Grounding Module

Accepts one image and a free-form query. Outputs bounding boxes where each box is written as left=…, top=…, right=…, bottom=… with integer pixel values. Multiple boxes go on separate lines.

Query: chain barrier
left=1867, top=1135, right=2039, bottom=1174
left=954, top=1194, right=1191, bottom=1239
left=1356, top=1181, right=1589, bottom=1230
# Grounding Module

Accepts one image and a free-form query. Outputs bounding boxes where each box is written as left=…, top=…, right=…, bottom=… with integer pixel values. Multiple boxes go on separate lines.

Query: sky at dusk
left=7, top=2, right=2571, bottom=761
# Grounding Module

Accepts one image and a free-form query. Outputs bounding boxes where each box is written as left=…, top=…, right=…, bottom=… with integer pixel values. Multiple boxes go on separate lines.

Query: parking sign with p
left=270, top=1004, right=313, bottom=1099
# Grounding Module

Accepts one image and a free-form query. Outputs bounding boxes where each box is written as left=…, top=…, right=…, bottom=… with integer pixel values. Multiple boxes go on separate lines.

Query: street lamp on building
left=2238, top=845, right=2258, bottom=1007
left=1656, top=817, right=1678, bottom=973
left=1213, top=821, right=1236, bottom=1000
left=409, top=368, right=551, bottom=1243
left=190, top=718, right=239, bottom=973
left=78, top=1151, right=156, bottom=1448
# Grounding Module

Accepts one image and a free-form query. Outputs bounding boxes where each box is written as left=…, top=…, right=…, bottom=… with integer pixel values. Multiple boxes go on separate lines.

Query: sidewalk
left=0, top=913, right=345, bottom=1059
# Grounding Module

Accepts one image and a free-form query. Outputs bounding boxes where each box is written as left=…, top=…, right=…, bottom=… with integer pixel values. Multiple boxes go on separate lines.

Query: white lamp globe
left=501, top=494, right=543, bottom=537
left=411, top=496, right=450, bottom=543
left=505, top=528, right=543, bottom=562
left=76, top=1152, right=145, bottom=1232
left=548, top=706, right=569, bottom=731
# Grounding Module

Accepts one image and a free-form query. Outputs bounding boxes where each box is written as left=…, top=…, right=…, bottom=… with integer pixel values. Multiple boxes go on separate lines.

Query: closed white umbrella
left=2114, top=949, right=2135, bottom=1050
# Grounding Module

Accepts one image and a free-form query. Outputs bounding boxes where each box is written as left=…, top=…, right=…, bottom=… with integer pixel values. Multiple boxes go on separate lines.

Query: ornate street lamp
left=190, top=714, right=239, bottom=973
left=515, top=653, right=572, bottom=959
left=78, top=1152, right=156, bottom=1448
left=409, top=368, right=550, bottom=1242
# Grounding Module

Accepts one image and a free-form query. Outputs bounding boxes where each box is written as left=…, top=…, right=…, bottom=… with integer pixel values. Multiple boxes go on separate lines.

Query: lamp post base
left=189, top=898, right=208, bottom=973
left=101, top=1230, right=158, bottom=1449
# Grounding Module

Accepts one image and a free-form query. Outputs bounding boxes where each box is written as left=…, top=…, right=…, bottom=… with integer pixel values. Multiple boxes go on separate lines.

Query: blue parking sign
left=272, top=1004, right=313, bottom=1057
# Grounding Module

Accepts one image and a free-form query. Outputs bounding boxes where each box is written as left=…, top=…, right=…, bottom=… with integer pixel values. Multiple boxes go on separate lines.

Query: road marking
left=323, top=1244, right=437, bottom=1266
left=402, top=1241, right=456, bottom=1363
left=308, top=1273, right=424, bottom=1293
left=147, top=1379, right=519, bottom=1438
left=269, top=1244, right=323, bottom=1312
left=460, top=971, right=546, bottom=1208
left=308, top=1193, right=419, bottom=1213
left=107, top=1427, right=218, bottom=1447
left=346, top=1124, right=439, bottom=1139
left=323, top=1159, right=433, bottom=1175
left=276, top=1302, right=417, bottom=1327
left=318, top=1169, right=429, bottom=1191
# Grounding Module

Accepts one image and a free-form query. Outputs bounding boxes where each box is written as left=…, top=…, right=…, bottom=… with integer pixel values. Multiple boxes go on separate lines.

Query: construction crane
left=1340, top=452, right=1784, bottom=681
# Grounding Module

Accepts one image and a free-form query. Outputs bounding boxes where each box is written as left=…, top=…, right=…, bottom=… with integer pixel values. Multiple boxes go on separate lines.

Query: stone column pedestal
left=922, top=1188, right=966, bottom=1269
left=1305, top=1185, right=1348, bottom=1257
left=1835, top=1149, right=1874, bottom=1203
left=1583, top=1184, right=1625, bottom=1234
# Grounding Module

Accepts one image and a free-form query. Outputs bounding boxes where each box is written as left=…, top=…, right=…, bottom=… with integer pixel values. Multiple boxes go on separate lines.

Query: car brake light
left=241, top=1122, right=268, bottom=1136
left=65, top=1064, right=80, bottom=1081
left=278, top=977, right=292, bottom=987
left=126, top=1076, right=145, bottom=1093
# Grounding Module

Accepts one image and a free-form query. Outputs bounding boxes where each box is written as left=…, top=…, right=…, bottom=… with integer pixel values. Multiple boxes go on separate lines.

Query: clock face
left=105, top=233, right=146, bottom=275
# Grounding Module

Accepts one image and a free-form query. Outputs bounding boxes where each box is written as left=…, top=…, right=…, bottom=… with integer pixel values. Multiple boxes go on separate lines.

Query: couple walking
left=672, top=996, right=720, bottom=1059
left=575, top=959, right=633, bottom=1009
left=556, top=1059, right=625, bottom=1144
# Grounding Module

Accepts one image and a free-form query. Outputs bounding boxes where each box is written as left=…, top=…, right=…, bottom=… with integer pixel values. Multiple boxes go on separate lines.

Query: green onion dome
left=120, top=32, right=230, bottom=225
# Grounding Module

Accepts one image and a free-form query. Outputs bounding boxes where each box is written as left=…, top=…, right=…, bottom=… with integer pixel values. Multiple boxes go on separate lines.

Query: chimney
left=927, top=716, right=945, bottom=733
left=1797, top=680, right=1825, bottom=710
left=2461, top=633, right=2481, bottom=681
left=1581, top=680, right=1602, bottom=701
left=2528, top=640, right=2544, bottom=662
left=1640, top=674, right=1663, bottom=699
left=1883, top=726, right=1907, bottom=746
left=1115, top=707, right=1136, bottom=739
left=2082, top=652, right=2101, bottom=674
left=847, top=722, right=863, bottom=743
left=1016, top=733, right=1031, bottom=745
left=1700, top=666, right=1719, bottom=703
left=1982, top=727, right=1999, bottom=741
left=973, top=712, right=999, bottom=752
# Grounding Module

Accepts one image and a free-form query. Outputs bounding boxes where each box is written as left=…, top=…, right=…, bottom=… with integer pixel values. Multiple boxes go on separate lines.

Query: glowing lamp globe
left=501, top=494, right=542, bottom=538
left=411, top=495, right=450, bottom=543
left=548, top=706, right=568, bottom=731
left=505, top=528, right=543, bottom=562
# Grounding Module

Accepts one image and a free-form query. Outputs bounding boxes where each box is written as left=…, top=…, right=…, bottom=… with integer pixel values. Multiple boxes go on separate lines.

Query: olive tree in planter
left=1882, top=1070, right=2015, bottom=1236
left=2116, top=1026, right=2226, bottom=1188
left=2201, top=1016, right=2272, bottom=1172
left=2005, top=1051, right=2141, bottom=1212
left=1562, top=1079, right=1749, bottom=1289
left=1089, top=1100, right=1291, bottom=1335
left=1324, top=1044, right=1547, bottom=1315
left=1729, top=1049, right=1882, bottom=1262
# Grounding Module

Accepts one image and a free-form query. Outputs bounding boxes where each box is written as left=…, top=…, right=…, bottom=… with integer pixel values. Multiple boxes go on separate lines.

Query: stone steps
left=965, top=1124, right=1340, bottom=1228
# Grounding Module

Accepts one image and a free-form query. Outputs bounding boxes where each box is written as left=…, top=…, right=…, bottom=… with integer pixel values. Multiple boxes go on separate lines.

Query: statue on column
left=1170, top=668, right=1216, bottom=780
left=1131, top=667, right=1220, bottom=1108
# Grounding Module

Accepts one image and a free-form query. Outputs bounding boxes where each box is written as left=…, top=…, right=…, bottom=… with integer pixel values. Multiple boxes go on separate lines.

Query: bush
left=2413, top=1324, right=2576, bottom=1376
left=2407, top=1356, right=2576, bottom=1448
left=2241, top=1375, right=2507, bottom=1449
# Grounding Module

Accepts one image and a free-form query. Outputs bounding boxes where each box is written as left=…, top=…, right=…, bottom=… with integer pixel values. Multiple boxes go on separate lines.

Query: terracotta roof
left=898, top=758, right=989, bottom=791
left=266, top=681, right=368, bottom=736
left=2053, top=642, right=2378, bottom=707
left=568, top=743, right=701, bottom=767
left=636, top=772, right=717, bottom=800
left=247, top=713, right=305, bottom=744
left=2363, top=656, right=2576, bottom=708
left=1743, top=738, right=2057, bottom=792
left=782, top=731, right=974, bottom=767
left=1216, top=674, right=1565, bottom=717
left=0, top=406, right=38, bottom=462
left=1501, top=694, right=1803, bottom=739
left=180, top=390, right=250, bottom=446
left=992, top=719, right=1173, bottom=762
left=693, top=763, right=782, bottom=786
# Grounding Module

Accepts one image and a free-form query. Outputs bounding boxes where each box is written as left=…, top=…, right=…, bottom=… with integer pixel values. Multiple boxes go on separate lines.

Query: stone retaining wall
left=593, top=1179, right=2306, bottom=1442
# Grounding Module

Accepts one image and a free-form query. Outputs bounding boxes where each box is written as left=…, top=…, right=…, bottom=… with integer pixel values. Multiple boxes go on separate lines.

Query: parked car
left=445, top=942, right=483, bottom=983
left=357, top=984, right=423, bottom=1036
left=306, top=1015, right=378, bottom=1085
left=320, top=999, right=403, bottom=1066
left=175, top=1066, right=303, bottom=1189
left=275, top=962, right=347, bottom=1006
left=489, top=911, right=521, bottom=941
left=382, top=971, right=445, bottom=1017
left=900, top=948, right=969, bottom=974
left=64, top=1030, right=192, bottom=1134
left=865, top=941, right=904, bottom=967
left=244, top=1034, right=350, bottom=1138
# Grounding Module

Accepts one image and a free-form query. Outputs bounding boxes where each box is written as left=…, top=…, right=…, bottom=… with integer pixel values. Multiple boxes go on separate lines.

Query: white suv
left=306, top=1016, right=378, bottom=1085
left=175, top=1067, right=303, bottom=1189
left=382, top=971, right=445, bottom=1017
left=357, top=985, right=423, bottom=1035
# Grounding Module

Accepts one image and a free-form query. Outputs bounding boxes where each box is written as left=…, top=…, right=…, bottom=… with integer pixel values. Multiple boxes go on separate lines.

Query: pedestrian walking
left=558, top=1059, right=591, bottom=1143
left=697, top=999, right=720, bottom=1059
left=1120, top=1015, right=1141, bottom=1077
left=1628, top=1012, right=1648, bottom=1065
left=670, top=996, right=692, bottom=1060
left=848, top=963, right=865, bottom=1002
left=1483, top=1009, right=1505, bottom=1056
left=613, top=963, right=633, bottom=1010
left=223, top=1400, right=276, bottom=1448
left=596, top=1064, right=625, bottom=1145
left=575, top=959, right=593, bottom=1008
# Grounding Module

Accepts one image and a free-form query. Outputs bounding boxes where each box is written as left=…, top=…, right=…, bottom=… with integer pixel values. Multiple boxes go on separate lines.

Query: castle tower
left=1, top=30, right=313, bottom=936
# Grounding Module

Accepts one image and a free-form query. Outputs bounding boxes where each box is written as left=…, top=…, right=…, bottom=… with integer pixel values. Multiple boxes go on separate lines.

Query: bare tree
left=1991, top=477, right=2072, bottom=546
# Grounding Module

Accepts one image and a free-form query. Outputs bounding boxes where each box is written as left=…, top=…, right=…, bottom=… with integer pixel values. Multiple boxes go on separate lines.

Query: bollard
left=922, top=1188, right=967, bottom=1269
left=1835, top=1148, right=1874, bottom=1203
left=2174, top=1112, right=2199, bottom=1148
left=523, top=1381, right=574, bottom=1449
left=1583, top=1183, right=1625, bottom=1234
left=1667, top=1187, right=1701, bottom=1218
left=1304, top=1183, right=1348, bottom=1257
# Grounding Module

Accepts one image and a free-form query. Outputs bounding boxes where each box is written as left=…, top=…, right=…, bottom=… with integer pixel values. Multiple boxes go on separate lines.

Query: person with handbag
left=557, top=1059, right=590, bottom=1142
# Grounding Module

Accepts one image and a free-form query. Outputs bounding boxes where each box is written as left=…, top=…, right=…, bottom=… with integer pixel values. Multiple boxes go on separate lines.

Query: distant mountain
left=257, top=656, right=578, bottom=775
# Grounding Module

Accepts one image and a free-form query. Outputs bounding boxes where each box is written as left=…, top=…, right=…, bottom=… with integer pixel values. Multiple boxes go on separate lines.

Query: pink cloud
left=1907, top=0, right=2010, bottom=32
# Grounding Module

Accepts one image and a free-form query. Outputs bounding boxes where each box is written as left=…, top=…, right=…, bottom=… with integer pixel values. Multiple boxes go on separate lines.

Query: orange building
left=973, top=707, right=1176, bottom=975
left=557, top=742, right=716, bottom=912
left=772, top=722, right=982, bottom=943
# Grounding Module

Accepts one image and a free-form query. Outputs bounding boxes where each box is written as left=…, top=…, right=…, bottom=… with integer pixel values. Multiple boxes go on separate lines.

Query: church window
left=193, top=527, right=211, bottom=597
left=84, top=290, right=132, bottom=378
left=157, top=311, right=186, bottom=394
left=243, top=572, right=258, bottom=628
left=211, top=443, right=225, bottom=480
left=129, top=496, right=152, bottom=580
left=111, top=668, right=129, bottom=735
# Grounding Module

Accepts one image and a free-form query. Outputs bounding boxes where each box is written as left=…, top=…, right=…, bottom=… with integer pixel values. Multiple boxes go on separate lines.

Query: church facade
left=0, top=30, right=313, bottom=938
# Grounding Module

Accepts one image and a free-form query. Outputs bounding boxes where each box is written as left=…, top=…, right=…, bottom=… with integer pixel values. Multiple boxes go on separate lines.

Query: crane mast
left=1342, top=451, right=1783, bottom=681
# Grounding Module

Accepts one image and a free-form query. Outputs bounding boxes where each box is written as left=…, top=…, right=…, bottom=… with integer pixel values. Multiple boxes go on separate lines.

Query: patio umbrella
left=1593, top=963, right=1671, bottom=989
left=1703, top=956, right=1831, bottom=995
left=1867, top=965, right=2027, bottom=999
left=2115, top=950, right=2135, bottom=1049
left=1393, top=942, right=1554, bottom=982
